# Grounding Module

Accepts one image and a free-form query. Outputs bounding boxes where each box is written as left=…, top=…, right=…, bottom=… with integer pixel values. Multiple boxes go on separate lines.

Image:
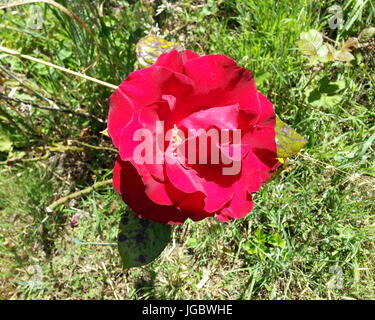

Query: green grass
left=0, top=0, right=374, bottom=300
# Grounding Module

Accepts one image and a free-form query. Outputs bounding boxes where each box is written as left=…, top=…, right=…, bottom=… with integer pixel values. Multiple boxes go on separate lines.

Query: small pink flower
left=70, top=214, right=81, bottom=228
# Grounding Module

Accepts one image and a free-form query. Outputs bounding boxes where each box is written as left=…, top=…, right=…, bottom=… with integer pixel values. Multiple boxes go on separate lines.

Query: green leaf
left=255, top=71, right=272, bottom=87
left=297, top=29, right=323, bottom=57
left=269, top=233, right=286, bottom=248
left=0, top=132, right=12, bottom=152
left=57, top=48, right=72, bottom=61
left=242, top=242, right=256, bottom=255
left=275, top=116, right=307, bottom=159
left=297, top=39, right=318, bottom=57
left=358, top=27, right=375, bottom=43
left=316, top=44, right=329, bottom=62
left=310, top=93, right=342, bottom=108
left=335, top=50, right=355, bottom=62
left=118, top=209, right=171, bottom=268
left=306, top=77, right=345, bottom=108
left=300, top=29, right=323, bottom=46
left=325, top=43, right=336, bottom=62
left=315, top=44, right=336, bottom=63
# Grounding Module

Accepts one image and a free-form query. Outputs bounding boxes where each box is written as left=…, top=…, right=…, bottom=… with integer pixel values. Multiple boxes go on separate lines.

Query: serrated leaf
left=136, top=33, right=182, bottom=68
left=318, top=44, right=345, bottom=63
left=341, top=38, right=359, bottom=50
left=297, top=39, right=319, bottom=57
left=306, top=77, right=345, bottom=109
left=358, top=27, right=375, bottom=42
left=317, top=44, right=330, bottom=62
left=118, top=209, right=171, bottom=268
left=335, top=50, right=355, bottom=62
left=297, top=29, right=323, bottom=58
left=310, top=93, right=342, bottom=108
left=325, top=43, right=336, bottom=62
left=275, top=116, right=307, bottom=159
left=300, top=29, right=323, bottom=47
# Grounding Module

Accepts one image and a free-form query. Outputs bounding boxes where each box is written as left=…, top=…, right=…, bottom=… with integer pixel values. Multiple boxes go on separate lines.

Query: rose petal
left=182, top=54, right=261, bottom=118
left=155, top=50, right=200, bottom=73
left=216, top=152, right=261, bottom=221
left=113, top=157, right=209, bottom=224
left=165, top=137, right=239, bottom=213
left=108, top=66, right=194, bottom=147
left=179, top=104, right=239, bottom=131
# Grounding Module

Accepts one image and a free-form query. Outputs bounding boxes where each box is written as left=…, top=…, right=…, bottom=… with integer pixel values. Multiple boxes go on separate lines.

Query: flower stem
left=46, top=179, right=113, bottom=212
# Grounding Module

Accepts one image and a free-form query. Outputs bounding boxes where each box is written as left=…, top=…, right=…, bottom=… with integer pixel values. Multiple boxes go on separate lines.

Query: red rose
left=108, top=50, right=279, bottom=224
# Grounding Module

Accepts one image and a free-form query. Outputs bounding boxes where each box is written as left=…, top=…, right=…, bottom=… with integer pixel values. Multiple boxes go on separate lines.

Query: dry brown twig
left=0, top=94, right=104, bottom=123
left=45, top=179, right=113, bottom=212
